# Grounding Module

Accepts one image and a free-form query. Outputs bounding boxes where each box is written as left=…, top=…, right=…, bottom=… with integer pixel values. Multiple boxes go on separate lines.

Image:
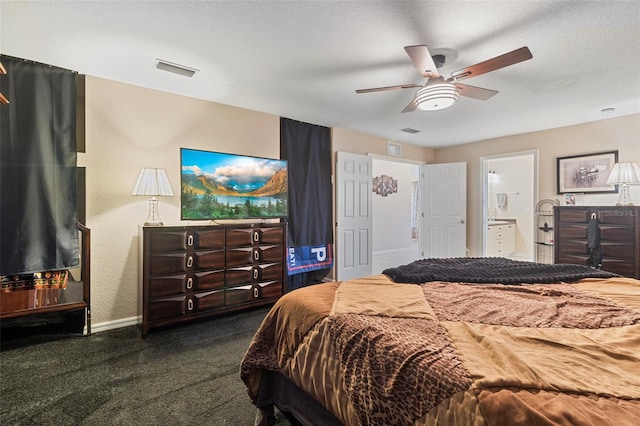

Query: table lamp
left=606, top=162, right=640, bottom=206
left=132, top=168, right=174, bottom=225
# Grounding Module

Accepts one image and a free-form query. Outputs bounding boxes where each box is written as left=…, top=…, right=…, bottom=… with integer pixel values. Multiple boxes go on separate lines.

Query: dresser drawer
left=189, top=229, right=225, bottom=249
left=225, top=263, right=283, bottom=286
left=149, top=253, right=187, bottom=275
left=225, top=281, right=283, bottom=306
left=193, top=270, right=226, bottom=291
left=559, top=239, right=588, bottom=255
left=194, top=289, right=225, bottom=311
left=600, top=226, right=634, bottom=242
left=226, top=227, right=284, bottom=247
left=226, top=245, right=283, bottom=267
left=189, top=250, right=225, bottom=270
left=601, top=242, right=635, bottom=260
left=148, top=267, right=226, bottom=297
left=149, top=295, right=187, bottom=321
left=149, top=274, right=187, bottom=298
left=557, top=208, right=590, bottom=223
left=557, top=224, right=587, bottom=239
left=149, top=231, right=188, bottom=253
left=557, top=253, right=589, bottom=265
left=600, top=259, right=635, bottom=277
left=598, top=209, right=639, bottom=225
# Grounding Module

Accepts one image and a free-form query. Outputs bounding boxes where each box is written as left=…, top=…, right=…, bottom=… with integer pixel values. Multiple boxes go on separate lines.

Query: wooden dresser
left=553, top=206, right=640, bottom=278
left=140, top=222, right=286, bottom=337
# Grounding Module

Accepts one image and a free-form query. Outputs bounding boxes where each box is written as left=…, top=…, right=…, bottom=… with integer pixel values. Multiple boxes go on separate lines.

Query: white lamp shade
left=132, top=168, right=174, bottom=196
left=606, top=162, right=640, bottom=185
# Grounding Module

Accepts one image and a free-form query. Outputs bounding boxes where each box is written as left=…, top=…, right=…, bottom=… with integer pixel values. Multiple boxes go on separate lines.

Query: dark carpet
left=0, top=307, right=291, bottom=425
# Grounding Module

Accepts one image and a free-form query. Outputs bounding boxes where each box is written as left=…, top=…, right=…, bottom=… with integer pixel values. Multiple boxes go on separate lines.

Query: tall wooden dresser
left=139, top=222, right=286, bottom=337
left=553, top=206, right=640, bottom=279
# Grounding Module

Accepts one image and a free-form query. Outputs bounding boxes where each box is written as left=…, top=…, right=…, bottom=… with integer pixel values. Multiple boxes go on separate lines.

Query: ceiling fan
left=356, top=45, right=532, bottom=112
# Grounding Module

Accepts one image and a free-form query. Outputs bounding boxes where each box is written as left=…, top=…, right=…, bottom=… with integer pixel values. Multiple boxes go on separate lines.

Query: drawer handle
left=187, top=299, right=194, bottom=311
left=186, top=256, right=193, bottom=268
left=253, top=230, right=260, bottom=243
left=186, top=277, right=193, bottom=290
left=187, top=234, right=194, bottom=246
left=253, top=268, right=260, bottom=280
left=253, top=287, right=259, bottom=298
left=253, top=249, right=261, bottom=261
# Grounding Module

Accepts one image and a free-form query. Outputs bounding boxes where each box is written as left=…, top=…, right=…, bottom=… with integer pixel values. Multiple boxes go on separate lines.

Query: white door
left=336, top=152, right=372, bottom=280
left=422, top=162, right=467, bottom=258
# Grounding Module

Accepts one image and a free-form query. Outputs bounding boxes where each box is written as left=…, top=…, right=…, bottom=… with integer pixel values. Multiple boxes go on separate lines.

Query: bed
left=240, top=257, right=640, bottom=425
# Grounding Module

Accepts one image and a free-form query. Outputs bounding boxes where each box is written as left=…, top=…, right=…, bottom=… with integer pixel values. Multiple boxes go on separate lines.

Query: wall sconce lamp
left=132, top=168, right=174, bottom=225
left=606, top=162, right=640, bottom=206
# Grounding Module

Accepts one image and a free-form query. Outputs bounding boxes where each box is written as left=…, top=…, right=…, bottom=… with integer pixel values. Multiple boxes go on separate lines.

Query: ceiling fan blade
left=355, top=83, right=422, bottom=94
left=404, top=45, right=440, bottom=78
left=401, top=98, right=417, bottom=113
left=454, top=83, right=498, bottom=100
left=449, top=46, right=532, bottom=81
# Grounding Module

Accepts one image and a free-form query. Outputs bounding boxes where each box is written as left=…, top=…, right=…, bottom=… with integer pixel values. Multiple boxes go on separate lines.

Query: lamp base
left=615, top=184, right=634, bottom=206
left=145, top=196, right=164, bottom=226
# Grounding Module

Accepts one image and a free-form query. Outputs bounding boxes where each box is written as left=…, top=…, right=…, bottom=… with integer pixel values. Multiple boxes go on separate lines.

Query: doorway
left=371, top=156, right=421, bottom=274
left=481, top=150, right=538, bottom=260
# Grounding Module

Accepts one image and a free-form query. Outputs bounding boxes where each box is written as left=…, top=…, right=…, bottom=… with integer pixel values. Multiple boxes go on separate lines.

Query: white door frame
left=369, top=153, right=425, bottom=260
left=480, top=150, right=539, bottom=257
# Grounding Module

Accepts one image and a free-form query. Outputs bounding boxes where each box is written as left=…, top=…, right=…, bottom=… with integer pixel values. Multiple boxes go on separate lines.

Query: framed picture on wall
left=556, top=150, right=618, bottom=194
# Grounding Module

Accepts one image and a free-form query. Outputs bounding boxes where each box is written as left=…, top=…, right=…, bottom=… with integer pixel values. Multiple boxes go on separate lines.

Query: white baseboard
left=91, top=315, right=140, bottom=334
left=373, top=247, right=416, bottom=256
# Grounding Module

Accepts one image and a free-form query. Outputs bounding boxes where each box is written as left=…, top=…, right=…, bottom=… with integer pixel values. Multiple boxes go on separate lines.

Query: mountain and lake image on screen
left=180, top=148, right=288, bottom=220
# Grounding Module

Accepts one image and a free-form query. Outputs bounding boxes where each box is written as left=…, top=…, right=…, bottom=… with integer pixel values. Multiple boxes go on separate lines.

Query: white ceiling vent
left=400, top=127, right=420, bottom=134
left=154, top=59, right=198, bottom=78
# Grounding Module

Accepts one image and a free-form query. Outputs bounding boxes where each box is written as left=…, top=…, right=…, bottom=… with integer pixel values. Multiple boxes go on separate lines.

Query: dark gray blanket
left=382, top=257, right=619, bottom=285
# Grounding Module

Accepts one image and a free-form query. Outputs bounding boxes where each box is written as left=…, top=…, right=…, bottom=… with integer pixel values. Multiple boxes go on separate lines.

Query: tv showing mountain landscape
left=180, top=148, right=288, bottom=220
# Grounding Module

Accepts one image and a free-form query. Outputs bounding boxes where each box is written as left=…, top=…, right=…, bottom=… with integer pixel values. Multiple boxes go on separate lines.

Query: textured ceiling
left=1, top=1, right=639, bottom=148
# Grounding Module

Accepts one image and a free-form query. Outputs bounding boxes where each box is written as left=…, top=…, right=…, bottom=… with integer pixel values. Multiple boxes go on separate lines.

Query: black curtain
left=0, top=55, right=79, bottom=275
left=280, top=117, right=333, bottom=291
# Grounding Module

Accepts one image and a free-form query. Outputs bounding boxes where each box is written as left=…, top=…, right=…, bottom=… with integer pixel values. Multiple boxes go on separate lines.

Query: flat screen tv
left=180, top=148, right=288, bottom=221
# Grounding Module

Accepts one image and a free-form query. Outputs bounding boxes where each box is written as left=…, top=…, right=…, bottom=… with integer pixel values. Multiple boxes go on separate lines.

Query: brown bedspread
left=241, top=275, right=640, bottom=425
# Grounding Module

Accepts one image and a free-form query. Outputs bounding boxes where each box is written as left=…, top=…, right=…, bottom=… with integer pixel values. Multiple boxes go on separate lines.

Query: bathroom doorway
left=481, top=150, right=538, bottom=260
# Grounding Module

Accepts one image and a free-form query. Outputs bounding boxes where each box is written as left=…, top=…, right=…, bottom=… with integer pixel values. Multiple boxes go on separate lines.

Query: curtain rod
left=0, top=54, right=78, bottom=74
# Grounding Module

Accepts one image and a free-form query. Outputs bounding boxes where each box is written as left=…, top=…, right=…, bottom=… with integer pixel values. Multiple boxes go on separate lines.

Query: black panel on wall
left=76, top=74, right=85, bottom=153
left=77, top=167, right=86, bottom=225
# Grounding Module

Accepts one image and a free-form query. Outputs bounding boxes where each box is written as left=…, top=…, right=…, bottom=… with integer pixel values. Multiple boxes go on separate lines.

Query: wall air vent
left=400, top=127, right=419, bottom=134
left=154, top=59, right=198, bottom=78
left=387, top=141, right=402, bottom=157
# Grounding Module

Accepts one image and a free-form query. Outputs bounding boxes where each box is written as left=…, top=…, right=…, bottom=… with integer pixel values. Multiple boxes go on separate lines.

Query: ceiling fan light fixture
left=415, top=79, right=459, bottom=111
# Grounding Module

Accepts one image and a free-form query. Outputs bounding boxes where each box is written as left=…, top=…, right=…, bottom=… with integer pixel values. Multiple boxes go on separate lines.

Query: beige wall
left=435, top=114, right=640, bottom=257
left=82, top=75, right=638, bottom=329
left=83, top=76, right=283, bottom=328
left=333, top=127, right=435, bottom=163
